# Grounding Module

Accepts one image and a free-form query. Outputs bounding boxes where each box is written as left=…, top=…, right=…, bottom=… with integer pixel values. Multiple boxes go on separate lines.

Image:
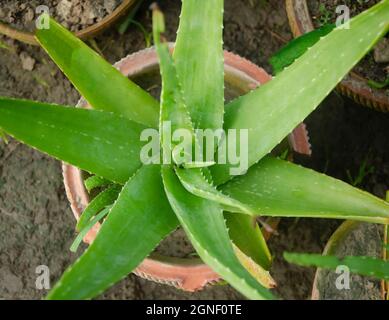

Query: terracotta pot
left=285, top=0, right=389, bottom=112
left=0, top=0, right=137, bottom=46
left=62, top=45, right=311, bottom=292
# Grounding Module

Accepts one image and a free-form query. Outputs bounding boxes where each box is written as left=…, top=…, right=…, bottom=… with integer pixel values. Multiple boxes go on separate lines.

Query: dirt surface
left=307, top=0, right=388, bottom=85
left=0, top=0, right=122, bottom=32
left=0, top=0, right=389, bottom=300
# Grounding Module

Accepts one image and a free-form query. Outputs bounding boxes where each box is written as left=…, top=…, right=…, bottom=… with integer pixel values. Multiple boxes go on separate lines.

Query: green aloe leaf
left=174, top=0, right=224, bottom=131
left=154, top=7, right=232, bottom=213
left=4, top=0, right=388, bottom=302
left=284, top=252, right=389, bottom=281
left=76, top=185, right=121, bottom=232
left=84, top=175, right=111, bottom=193
left=225, top=212, right=272, bottom=270
left=175, top=166, right=273, bottom=275
left=153, top=9, right=215, bottom=169
left=0, top=98, right=145, bottom=184
left=176, top=167, right=254, bottom=216
left=153, top=9, right=274, bottom=285
left=35, top=15, right=159, bottom=127
left=153, top=11, right=198, bottom=167
left=221, top=156, right=389, bottom=224
left=233, top=244, right=275, bottom=289
left=368, top=76, right=389, bottom=89
left=211, top=1, right=389, bottom=184
left=47, top=165, right=178, bottom=300
left=161, top=166, right=275, bottom=300
left=269, top=24, right=335, bottom=75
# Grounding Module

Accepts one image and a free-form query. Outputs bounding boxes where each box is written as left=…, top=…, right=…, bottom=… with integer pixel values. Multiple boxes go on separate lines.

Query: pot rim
left=0, top=0, right=137, bottom=46
left=62, top=45, right=311, bottom=292
left=285, top=0, right=389, bottom=113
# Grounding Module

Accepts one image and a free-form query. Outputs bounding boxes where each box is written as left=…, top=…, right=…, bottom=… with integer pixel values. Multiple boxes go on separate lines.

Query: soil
left=307, top=0, right=389, bottom=89
left=0, top=0, right=122, bottom=32
left=0, top=0, right=389, bottom=300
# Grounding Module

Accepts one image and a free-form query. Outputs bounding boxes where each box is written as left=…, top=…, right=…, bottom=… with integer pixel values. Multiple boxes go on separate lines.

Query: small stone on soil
left=0, top=267, right=23, bottom=294
left=1, top=0, right=122, bottom=33
left=374, top=38, right=389, bottom=64
left=19, top=52, right=35, bottom=71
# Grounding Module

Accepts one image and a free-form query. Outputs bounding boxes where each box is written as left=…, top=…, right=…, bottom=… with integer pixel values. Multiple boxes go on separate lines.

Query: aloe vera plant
left=0, top=1, right=389, bottom=300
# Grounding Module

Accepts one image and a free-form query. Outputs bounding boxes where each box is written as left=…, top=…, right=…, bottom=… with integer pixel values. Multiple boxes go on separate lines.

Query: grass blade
left=76, top=185, right=121, bottom=231
left=284, top=252, right=389, bottom=281
left=70, top=206, right=111, bottom=253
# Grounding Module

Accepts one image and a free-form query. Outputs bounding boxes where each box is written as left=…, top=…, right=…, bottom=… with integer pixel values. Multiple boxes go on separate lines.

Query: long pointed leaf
left=47, top=165, right=178, bottom=300
left=153, top=8, right=273, bottom=288
left=233, top=244, right=275, bottom=288
left=175, top=166, right=273, bottom=276
left=161, top=166, right=274, bottom=300
left=76, top=185, right=121, bottom=231
left=284, top=252, right=389, bottom=281
left=70, top=206, right=111, bottom=253
left=0, top=98, right=145, bottom=184
left=174, top=0, right=224, bottom=131
left=176, top=167, right=256, bottom=216
left=153, top=13, right=198, bottom=166
left=36, top=16, right=159, bottom=127
left=225, top=213, right=272, bottom=270
left=212, top=1, right=389, bottom=184
left=269, top=24, right=335, bottom=75
left=221, top=156, right=389, bottom=224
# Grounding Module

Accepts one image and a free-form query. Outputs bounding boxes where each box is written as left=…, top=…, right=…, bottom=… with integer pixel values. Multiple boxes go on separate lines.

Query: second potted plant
left=286, top=0, right=389, bottom=112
